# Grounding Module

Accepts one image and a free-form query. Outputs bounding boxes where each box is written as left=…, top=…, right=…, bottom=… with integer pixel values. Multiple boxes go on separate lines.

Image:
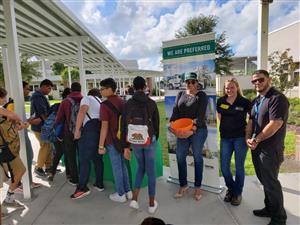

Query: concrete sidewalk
left=1, top=132, right=299, bottom=225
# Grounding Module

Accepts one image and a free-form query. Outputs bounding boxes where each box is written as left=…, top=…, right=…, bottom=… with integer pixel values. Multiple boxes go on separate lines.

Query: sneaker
left=126, top=191, right=133, bottom=200
left=68, top=179, right=78, bottom=186
left=268, top=218, right=286, bottom=225
left=34, top=167, right=46, bottom=177
left=3, top=200, right=25, bottom=209
left=31, top=182, right=42, bottom=189
left=129, top=200, right=139, bottom=209
left=109, top=192, right=127, bottom=203
left=231, top=195, right=242, bottom=206
left=148, top=200, right=158, bottom=214
left=44, top=167, right=52, bottom=174
left=224, top=189, right=233, bottom=202
left=70, top=188, right=91, bottom=200
left=253, top=208, right=271, bottom=217
left=93, top=184, right=104, bottom=192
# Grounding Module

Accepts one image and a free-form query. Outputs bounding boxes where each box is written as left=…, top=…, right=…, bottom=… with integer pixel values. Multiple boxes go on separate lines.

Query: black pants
left=51, top=141, right=69, bottom=178
left=63, top=132, right=79, bottom=183
left=252, top=148, right=287, bottom=222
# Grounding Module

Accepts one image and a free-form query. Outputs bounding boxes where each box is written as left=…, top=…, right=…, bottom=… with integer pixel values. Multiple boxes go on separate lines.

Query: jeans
left=51, top=141, right=70, bottom=177
left=78, top=120, right=103, bottom=189
left=252, top=148, right=287, bottom=222
left=131, top=137, right=157, bottom=197
left=24, top=129, right=33, bottom=183
left=176, top=128, right=208, bottom=188
left=106, top=144, right=131, bottom=196
left=220, top=137, right=248, bottom=196
left=63, top=132, right=78, bottom=183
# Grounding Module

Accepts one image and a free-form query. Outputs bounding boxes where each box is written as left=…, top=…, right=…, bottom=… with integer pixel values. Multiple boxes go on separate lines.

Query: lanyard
left=253, top=96, right=265, bottom=137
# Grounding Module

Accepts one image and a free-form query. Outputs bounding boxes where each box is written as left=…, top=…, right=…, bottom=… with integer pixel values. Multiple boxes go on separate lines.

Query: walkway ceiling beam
left=0, top=36, right=89, bottom=45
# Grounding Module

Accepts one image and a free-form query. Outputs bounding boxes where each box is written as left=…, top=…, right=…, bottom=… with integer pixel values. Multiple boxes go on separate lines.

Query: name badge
left=235, top=106, right=244, bottom=111
left=220, top=104, right=229, bottom=109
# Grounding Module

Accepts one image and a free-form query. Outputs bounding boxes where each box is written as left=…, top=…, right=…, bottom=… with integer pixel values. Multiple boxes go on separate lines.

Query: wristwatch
left=98, top=146, right=105, bottom=150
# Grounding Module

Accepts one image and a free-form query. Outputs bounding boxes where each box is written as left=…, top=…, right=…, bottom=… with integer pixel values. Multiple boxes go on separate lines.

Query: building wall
left=269, top=21, right=300, bottom=62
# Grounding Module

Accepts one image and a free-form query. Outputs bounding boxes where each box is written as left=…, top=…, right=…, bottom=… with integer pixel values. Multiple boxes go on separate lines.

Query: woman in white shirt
left=71, top=88, right=103, bottom=199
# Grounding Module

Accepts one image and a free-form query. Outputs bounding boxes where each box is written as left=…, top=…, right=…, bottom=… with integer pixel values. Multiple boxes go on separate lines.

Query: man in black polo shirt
left=246, top=70, right=289, bottom=225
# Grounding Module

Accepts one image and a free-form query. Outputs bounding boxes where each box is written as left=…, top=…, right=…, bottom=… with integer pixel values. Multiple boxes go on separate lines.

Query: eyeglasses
left=186, top=80, right=196, bottom=85
left=251, top=78, right=265, bottom=84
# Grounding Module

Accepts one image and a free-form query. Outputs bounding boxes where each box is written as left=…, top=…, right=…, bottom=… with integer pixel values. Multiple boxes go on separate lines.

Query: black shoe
left=45, top=167, right=52, bottom=174
left=68, top=179, right=78, bottom=186
left=268, top=218, right=286, bottom=225
left=224, top=190, right=233, bottom=202
left=253, top=208, right=271, bottom=217
left=231, top=195, right=242, bottom=206
left=35, top=167, right=46, bottom=177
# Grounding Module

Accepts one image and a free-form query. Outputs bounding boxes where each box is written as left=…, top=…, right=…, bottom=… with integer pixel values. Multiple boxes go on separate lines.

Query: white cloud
left=62, top=0, right=299, bottom=70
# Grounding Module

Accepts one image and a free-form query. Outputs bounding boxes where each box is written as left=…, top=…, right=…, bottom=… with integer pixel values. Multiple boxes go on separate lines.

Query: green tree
left=175, top=14, right=234, bottom=75
left=51, top=62, right=66, bottom=75
left=61, top=67, right=80, bottom=83
left=268, top=48, right=296, bottom=92
left=0, top=53, right=41, bottom=86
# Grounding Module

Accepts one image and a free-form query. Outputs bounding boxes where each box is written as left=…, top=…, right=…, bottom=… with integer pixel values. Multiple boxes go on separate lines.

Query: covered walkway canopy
left=0, top=0, right=163, bottom=200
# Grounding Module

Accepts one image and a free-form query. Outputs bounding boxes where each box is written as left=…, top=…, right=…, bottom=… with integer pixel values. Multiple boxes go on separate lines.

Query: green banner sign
left=163, top=40, right=215, bottom=60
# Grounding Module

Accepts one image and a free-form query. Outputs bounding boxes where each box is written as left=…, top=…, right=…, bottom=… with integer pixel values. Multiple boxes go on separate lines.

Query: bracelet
left=98, top=146, right=105, bottom=150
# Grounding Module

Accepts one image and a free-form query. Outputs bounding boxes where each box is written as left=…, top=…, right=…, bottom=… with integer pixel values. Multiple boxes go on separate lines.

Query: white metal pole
left=77, top=42, right=86, bottom=95
left=41, top=59, right=47, bottom=79
left=244, top=58, right=248, bottom=76
left=158, top=76, right=161, bottom=97
left=68, top=66, right=72, bottom=87
left=122, top=77, right=126, bottom=95
left=1, top=46, right=13, bottom=96
left=94, top=78, right=96, bottom=88
left=3, top=0, right=31, bottom=199
left=257, top=1, right=269, bottom=70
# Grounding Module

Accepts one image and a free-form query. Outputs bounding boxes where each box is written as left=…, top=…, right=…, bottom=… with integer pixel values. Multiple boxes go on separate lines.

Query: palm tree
left=175, top=14, right=234, bottom=76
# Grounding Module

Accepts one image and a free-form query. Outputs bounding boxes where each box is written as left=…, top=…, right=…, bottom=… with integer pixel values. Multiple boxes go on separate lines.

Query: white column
left=41, top=59, right=47, bottom=79
left=122, top=77, right=126, bottom=95
left=77, top=42, right=86, bottom=95
left=1, top=46, right=13, bottom=96
left=158, top=76, right=161, bottom=97
left=68, top=66, right=72, bottom=87
left=244, top=58, right=248, bottom=76
left=257, top=1, right=270, bottom=70
left=3, top=0, right=31, bottom=199
left=94, top=78, right=96, bottom=88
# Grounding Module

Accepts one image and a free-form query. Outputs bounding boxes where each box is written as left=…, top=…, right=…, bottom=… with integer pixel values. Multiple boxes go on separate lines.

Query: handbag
left=0, top=131, right=16, bottom=163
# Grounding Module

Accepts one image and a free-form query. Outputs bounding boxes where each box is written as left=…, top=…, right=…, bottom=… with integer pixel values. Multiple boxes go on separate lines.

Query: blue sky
left=62, top=0, right=299, bottom=71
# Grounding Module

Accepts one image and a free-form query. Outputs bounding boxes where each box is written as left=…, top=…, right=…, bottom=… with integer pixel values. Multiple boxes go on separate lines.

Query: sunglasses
left=251, top=78, right=265, bottom=84
left=186, top=80, right=196, bottom=85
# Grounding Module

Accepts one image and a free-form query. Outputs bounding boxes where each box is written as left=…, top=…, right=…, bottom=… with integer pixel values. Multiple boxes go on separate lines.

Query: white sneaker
left=148, top=200, right=158, bottom=214
left=129, top=200, right=139, bottom=209
left=109, top=192, right=126, bottom=203
left=126, top=191, right=133, bottom=200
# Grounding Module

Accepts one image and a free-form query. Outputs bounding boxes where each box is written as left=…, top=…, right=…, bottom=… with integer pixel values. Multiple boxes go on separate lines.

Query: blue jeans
left=176, top=128, right=208, bottom=188
left=131, top=137, right=157, bottom=197
left=220, top=137, right=248, bottom=196
left=78, top=119, right=103, bottom=189
left=106, top=144, right=131, bottom=196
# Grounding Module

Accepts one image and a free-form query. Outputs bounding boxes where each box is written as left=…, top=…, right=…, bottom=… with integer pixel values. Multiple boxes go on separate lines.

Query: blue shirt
left=30, top=90, right=50, bottom=132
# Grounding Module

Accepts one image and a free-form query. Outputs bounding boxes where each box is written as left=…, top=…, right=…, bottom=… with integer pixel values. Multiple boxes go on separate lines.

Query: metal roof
left=0, top=0, right=127, bottom=75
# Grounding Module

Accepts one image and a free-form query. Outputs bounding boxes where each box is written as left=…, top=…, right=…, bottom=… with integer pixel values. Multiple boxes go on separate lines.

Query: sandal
left=174, top=186, right=189, bottom=198
left=194, top=188, right=202, bottom=201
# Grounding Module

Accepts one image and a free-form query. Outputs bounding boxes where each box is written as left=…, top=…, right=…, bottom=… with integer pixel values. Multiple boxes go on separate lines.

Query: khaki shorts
left=1, top=155, right=26, bottom=180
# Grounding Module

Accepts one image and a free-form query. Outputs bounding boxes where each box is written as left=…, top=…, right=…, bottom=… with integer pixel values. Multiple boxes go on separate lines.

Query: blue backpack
left=41, top=111, right=58, bottom=143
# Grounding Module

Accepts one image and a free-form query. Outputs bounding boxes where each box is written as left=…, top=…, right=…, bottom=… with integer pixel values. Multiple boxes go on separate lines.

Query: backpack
left=126, top=100, right=153, bottom=145
left=67, top=97, right=80, bottom=134
left=40, top=111, right=58, bottom=143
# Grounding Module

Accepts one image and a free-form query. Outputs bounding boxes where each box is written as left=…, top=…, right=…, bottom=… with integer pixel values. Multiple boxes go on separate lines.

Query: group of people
left=0, top=69, right=289, bottom=225
left=168, top=70, right=288, bottom=225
